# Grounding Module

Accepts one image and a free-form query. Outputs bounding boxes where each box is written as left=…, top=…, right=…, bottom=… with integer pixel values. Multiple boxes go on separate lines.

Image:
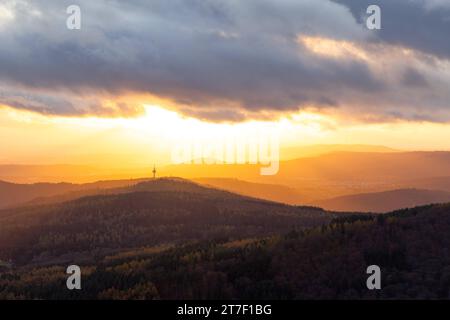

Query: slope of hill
left=313, top=189, right=450, bottom=213
left=160, top=151, right=450, bottom=201
left=3, top=150, right=450, bottom=187
left=402, top=176, right=450, bottom=193
left=162, top=151, right=450, bottom=181
left=0, top=165, right=100, bottom=183
left=0, top=164, right=157, bottom=184
left=193, top=178, right=305, bottom=204
left=4, top=150, right=450, bottom=204
left=2, top=203, right=450, bottom=299
left=0, top=178, right=152, bottom=210
left=281, top=144, right=399, bottom=160
left=0, top=180, right=77, bottom=209
left=5, top=151, right=450, bottom=211
left=2, top=177, right=307, bottom=210
left=0, top=178, right=330, bottom=266
left=279, top=151, right=450, bottom=182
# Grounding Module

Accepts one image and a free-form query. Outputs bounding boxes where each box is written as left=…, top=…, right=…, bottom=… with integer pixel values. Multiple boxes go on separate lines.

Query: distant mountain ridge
left=193, top=178, right=305, bottom=204
left=3, top=149, right=450, bottom=185
left=281, top=144, right=399, bottom=160
left=4, top=150, right=450, bottom=212
left=313, top=188, right=450, bottom=213
left=5, top=174, right=450, bottom=213
left=2, top=177, right=306, bottom=209
left=0, top=178, right=152, bottom=209
left=161, top=151, right=450, bottom=185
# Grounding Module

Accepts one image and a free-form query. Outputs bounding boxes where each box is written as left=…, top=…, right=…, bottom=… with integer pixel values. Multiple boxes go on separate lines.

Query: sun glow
left=0, top=5, right=14, bottom=28
left=299, top=36, right=370, bottom=61
left=4, top=100, right=450, bottom=173
left=0, top=103, right=331, bottom=166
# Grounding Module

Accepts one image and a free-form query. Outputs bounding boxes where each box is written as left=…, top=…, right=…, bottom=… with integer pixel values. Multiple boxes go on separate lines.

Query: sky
left=1, top=0, right=450, bottom=166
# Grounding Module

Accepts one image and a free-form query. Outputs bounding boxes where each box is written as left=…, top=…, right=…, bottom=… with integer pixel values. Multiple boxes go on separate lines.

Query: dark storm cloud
left=333, top=0, right=450, bottom=59
left=0, top=0, right=449, bottom=122
left=402, top=68, right=428, bottom=88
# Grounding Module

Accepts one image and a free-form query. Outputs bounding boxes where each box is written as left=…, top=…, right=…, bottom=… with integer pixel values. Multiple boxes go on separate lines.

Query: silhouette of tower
left=152, top=165, right=157, bottom=179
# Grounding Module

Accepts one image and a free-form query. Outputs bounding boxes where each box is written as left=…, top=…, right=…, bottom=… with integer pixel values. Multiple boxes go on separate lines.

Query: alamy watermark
left=366, top=265, right=381, bottom=290
left=66, top=5, right=81, bottom=30
left=366, top=5, right=382, bottom=30
left=65, top=4, right=381, bottom=31
left=171, top=129, right=280, bottom=176
left=66, top=265, right=81, bottom=290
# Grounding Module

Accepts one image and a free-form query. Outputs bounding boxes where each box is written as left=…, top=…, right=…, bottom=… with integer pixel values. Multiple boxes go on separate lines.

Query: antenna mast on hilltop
left=152, top=165, right=157, bottom=179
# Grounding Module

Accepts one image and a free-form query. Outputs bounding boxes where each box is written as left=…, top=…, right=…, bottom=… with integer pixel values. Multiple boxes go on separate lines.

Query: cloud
left=0, top=85, right=145, bottom=117
left=0, top=0, right=449, bottom=122
left=418, top=0, right=450, bottom=10
left=333, top=0, right=450, bottom=59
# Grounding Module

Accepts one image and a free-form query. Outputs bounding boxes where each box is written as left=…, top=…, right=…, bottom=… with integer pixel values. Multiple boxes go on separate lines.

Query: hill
left=193, top=178, right=305, bottom=204
left=0, top=177, right=307, bottom=210
left=281, top=144, right=399, bottom=160
left=8, top=177, right=305, bottom=208
left=161, top=151, right=450, bottom=181
left=0, top=165, right=100, bottom=183
left=0, top=178, right=152, bottom=209
left=1, top=203, right=450, bottom=299
left=0, top=164, right=156, bottom=184
left=402, top=176, right=450, bottom=192
left=0, top=178, right=330, bottom=266
left=313, top=189, right=450, bottom=213
left=5, top=151, right=450, bottom=206
left=0, top=180, right=78, bottom=209
left=278, top=151, right=450, bottom=182
left=160, top=151, right=450, bottom=201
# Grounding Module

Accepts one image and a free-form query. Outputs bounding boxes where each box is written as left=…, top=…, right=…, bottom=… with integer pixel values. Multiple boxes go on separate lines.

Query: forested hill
left=19, top=177, right=301, bottom=207
left=0, top=178, right=152, bottom=209
left=1, top=203, right=450, bottom=299
left=0, top=178, right=330, bottom=266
